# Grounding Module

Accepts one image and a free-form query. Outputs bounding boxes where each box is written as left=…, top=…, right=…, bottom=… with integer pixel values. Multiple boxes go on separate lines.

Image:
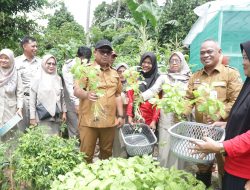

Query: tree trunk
left=114, top=0, right=121, bottom=30
left=86, top=0, right=91, bottom=46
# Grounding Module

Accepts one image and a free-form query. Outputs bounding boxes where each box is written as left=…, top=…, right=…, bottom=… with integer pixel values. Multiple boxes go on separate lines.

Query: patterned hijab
left=139, top=52, right=159, bottom=92
left=31, top=54, right=61, bottom=117
left=0, top=49, right=16, bottom=88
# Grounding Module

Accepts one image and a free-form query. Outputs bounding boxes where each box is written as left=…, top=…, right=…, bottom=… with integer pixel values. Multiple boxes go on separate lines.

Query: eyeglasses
left=117, top=69, right=126, bottom=74
left=170, top=59, right=181, bottom=64
left=243, top=56, right=249, bottom=61
left=46, top=62, right=57, bottom=66
left=200, top=49, right=215, bottom=56
left=97, top=49, right=112, bottom=56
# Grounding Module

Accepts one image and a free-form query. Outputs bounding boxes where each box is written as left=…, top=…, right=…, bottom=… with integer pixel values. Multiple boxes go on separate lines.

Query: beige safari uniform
left=76, top=65, right=122, bottom=163
left=185, top=63, right=242, bottom=123
left=15, top=54, right=41, bottom=131
left=185, top=62, right=242, bottom=178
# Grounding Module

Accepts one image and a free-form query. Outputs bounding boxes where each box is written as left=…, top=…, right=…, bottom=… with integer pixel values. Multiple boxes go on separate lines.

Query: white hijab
left=0, top=49, right=17, bottom=89
left=168, top=51, right=191, bottom=82
left=31, top=54, right=61, bottom=117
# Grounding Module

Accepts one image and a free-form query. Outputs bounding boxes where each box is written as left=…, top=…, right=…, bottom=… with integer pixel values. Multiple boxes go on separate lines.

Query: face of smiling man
left=200, top=40, right=222, bottom=72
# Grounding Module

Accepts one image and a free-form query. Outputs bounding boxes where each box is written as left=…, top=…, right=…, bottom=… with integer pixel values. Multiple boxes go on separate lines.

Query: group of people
left=0, top=36, right=250, bottom=190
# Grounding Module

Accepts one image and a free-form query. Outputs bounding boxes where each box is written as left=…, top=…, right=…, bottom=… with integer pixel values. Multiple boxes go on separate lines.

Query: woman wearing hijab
left=192, top=41, right=250, bottom=190
left=113, top=63, right=129, bottom=158
left=29, top=54, right=66, bottom=135
left=127, top=52, right=160, bottom=130
left=141, top=52, right=191, bottom=169
left=0, top=49, right=23, bottom=140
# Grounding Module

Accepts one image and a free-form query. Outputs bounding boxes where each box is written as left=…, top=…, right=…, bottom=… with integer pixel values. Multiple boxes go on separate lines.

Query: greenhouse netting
left=183, top=0, right=250, bottom=79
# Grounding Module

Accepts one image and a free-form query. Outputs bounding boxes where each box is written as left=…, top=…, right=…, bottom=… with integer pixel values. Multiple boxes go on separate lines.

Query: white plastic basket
left=120, top=123, right=157, bottom=156
left=168, top=121, right=225, bottom=164
left=0, top=113, right=22, bottom=137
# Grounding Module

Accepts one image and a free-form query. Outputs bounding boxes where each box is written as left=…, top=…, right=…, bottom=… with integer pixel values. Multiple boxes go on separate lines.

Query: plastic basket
left=120, top=123, right=157, bottom=156
left=168, top=121, right=225, bottom=164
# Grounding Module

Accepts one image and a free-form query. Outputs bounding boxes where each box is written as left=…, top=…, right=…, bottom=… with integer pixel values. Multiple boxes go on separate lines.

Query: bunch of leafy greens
left=12, top=128, right=85, bottom=189
left=51, top=155, right=205, bottom=190
left=149, top=83, right=189, bottom=120
left=191, top=83, right=226, bottom=121
left=0, top=143, right=8, bottom=187
left=123, top=66, right=144, bottom=122
left=71, top=58, right=106, bottom=120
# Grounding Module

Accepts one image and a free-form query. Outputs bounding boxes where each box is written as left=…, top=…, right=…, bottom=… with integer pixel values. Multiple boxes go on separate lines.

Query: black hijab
left=139, top=52, right=159, bottom=92
left=225, top=40, right=250, bottom=140
left=240, top=40, right=250, bottom=59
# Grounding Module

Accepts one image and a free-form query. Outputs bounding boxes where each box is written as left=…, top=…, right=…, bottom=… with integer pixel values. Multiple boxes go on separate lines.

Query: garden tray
left=120, top=123, right=157, bottom=156
left=168, top=121, right=225, bottom=164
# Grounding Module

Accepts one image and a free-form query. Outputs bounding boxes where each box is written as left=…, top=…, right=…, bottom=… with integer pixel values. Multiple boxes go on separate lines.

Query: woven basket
left=168, top=121, right=225, bottom=164
left=120, top=123, right=157, bottom=156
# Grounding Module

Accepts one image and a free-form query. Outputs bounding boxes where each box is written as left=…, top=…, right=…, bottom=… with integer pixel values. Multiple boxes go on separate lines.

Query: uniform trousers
left=79, top=126, right=115, bottom=163
left=17, top=96, right=30, bottom=132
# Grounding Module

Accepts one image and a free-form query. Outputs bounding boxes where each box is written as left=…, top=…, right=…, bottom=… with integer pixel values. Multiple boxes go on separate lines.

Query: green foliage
left=0, top=14, right=41, bottom=53
left=0, top=0, right=48, bottom=14
left=158, top=0, right=210, bottom=45
left=191, top=84, right=226, bottom=121
left=71, top=59, right=106, bottom=120
left=39, top=2, right=85, bottom=73
left=47, top=3, right=74, bottom=28
left=123, top=66, right=144, bottom=121
left=150, top=83, right=189, bottom=120
left=90, top=25, right=140, bottom=66
left=12, top=128, right=85, bottom=189
left=0, top=0, right=48, bottom=51
left=51, top=155, right=206, bottom=190
left=93, top=0, right=131, bottom=30
left=0, top=143, right=7, bottom=182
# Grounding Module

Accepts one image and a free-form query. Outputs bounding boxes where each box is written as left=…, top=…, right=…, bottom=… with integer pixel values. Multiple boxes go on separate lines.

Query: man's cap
left=95, top=39, right=113, bottom=50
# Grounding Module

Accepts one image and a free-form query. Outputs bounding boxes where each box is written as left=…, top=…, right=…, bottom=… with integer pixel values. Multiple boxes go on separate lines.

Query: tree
left=39, top=2, right=86, bottom=72
left=158, top=0, right=210, bottom=46
left=0, top=0, right=48, bottom=52
left=92, top=0, right=131, bottom=30
left=0, top=0, right=48, bottom=14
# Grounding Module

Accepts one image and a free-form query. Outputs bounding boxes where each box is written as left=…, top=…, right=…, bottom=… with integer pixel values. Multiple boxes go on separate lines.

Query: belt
left=24, top=92, right=30, bottom=96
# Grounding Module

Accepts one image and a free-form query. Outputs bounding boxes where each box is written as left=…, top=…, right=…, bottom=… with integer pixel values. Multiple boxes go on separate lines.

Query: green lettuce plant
left=51, top=155, right=205, bottom=190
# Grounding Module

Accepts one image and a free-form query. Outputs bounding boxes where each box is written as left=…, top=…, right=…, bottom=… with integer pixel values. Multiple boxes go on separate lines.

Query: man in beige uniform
left=15, top=36, right=41, bottom=131
left=185, top=39, right=242, bottom=188
left=74, top=39, right=124, bottom=163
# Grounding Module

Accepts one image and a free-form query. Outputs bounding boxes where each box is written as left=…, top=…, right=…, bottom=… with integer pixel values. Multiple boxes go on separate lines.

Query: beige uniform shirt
left=15, top=54, right=41, bottom=95
left=62, top=58, right=79, bottom=107
left=0, top=71, right=23, bottom=126
left=185, top=63, right=242, bottom=123
left=77, top=67, right=122, bottom=128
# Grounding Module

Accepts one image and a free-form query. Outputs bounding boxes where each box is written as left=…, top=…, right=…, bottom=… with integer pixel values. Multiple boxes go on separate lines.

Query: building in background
left=184, top=0, right=250, bottom=79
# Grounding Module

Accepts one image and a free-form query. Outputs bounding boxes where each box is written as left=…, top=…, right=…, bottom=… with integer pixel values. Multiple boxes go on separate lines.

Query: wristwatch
left=117, top=115, right=124, bottom=119
left=219, top=142, right=227, bottom=156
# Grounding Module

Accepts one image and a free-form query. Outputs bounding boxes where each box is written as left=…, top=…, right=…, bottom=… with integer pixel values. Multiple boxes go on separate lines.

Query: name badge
left=212, top=81, right=226, bottom=87
left=210, top=90, right=217, bottom=99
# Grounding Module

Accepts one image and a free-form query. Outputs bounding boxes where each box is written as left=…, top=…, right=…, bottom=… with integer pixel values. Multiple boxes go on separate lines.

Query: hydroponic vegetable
left=51, top=155, right=206, bottom=190
left=191, top=83, right=226, bottom=121
left=71, top=58, right=105, bottom=120
left=149, top=83, right=189, bottom=120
